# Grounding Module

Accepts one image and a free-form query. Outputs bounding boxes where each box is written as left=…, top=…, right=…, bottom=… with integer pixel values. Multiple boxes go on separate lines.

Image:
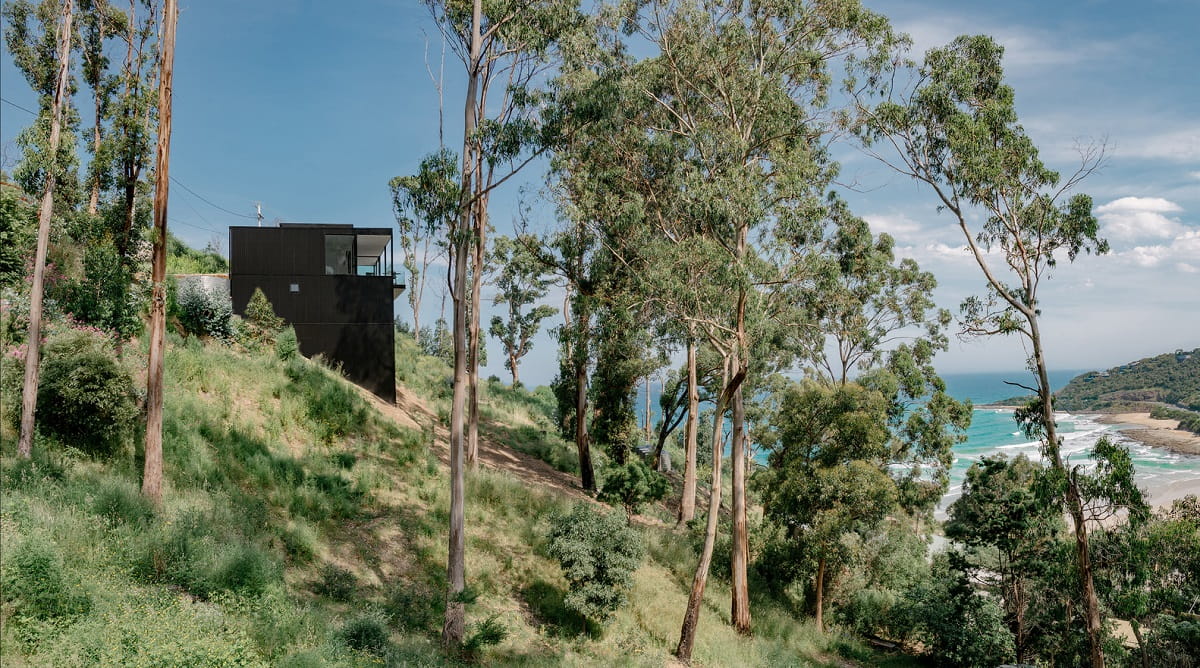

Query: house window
left=324, top=235, right=354, bottom=275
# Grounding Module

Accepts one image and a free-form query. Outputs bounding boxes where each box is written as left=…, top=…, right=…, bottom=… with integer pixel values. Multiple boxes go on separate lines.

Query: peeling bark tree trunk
left=1031, top=319, right=1104, bottom=668
left=676, top=356, right=743, bottom=663
left=443, top=0, right=482, bottom=648
left=644, top=375, right=652, bottom=440
left=142, top=0, right=176, bottom=506
left=730, top=383, right=751, bottom=634
left=677, top=338, right=698, bottom=525
left=17, top=0, right=74, bottom=460
left=815, top=556, right=826, bottom=633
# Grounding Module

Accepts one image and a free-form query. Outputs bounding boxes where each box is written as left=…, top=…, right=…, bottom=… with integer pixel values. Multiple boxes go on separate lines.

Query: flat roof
left=229, top=224, right=391, bottom=235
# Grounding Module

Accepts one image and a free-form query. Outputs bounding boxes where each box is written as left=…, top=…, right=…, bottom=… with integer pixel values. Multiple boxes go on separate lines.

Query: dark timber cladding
left=229, top=223, right=402, bottom=403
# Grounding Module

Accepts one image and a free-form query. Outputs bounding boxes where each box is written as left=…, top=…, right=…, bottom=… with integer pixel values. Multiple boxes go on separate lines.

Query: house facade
left=229, top=223, right=402, bottom=403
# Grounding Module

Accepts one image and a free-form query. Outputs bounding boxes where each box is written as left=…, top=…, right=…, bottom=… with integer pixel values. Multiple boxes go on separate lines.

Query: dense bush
left=546, top=503, right=643, bottom=624
left=315, top=563, right=357, bottom=601
left=176, top=283, right=233, bottom=341
left=35, top=330, right=138, bottom=456
left=92, top=479, right=155, bottom=525
left=57, top=242, right=144, bottom=338
left=2, top=536, right=91, bottom=620
left=338, top=614, right=390, bottom=655
left=275, top=325, right=299, bottom=361
left=598, top=458, right=669, bottom=516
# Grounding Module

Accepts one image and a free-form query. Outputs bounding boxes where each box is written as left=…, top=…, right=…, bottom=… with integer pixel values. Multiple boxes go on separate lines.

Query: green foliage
left=598, top=458, right=669, bottom=516
left=57, top=241, right=143, bottom=337
left=284, top=357, right=372, bottom=444
left=463, top=615, right=507, bottom=659
left=338, top=614, right=391, bottom=656
left=900, top=554, right=1016, bottom=667
left=0, top=184, right=37, bottom=287
left=167, top=233, right=228, bottom=274
left=315, top=563, right=357, bottom=601
left=275, top=325, right=299, bottom=361
left=1056, top=348, right=1200, bottom=412
left=2, top=536, right=92, bottom=621
left=245, top=287, right=285, bottom=345
left=92, top=478, right=155, bottom=525
left=488, top=234, right=559, bottom=383
left=546, top=503, right=644, bottom=624
left=176, top=283, right=233, bottom=342
left=385, top=581, right=442, bottom=634
left=1150, top=404, right=1200, bottom=435
left=35, top=330, right=138, bottom=456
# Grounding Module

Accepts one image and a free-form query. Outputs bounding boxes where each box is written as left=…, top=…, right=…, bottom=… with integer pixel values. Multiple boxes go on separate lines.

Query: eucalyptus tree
left=76, top=0, right=123, bottom=215
left=487, top=234, right=557, bottom=386
left=110, top=0, right=157, bottom=260
left=389, top=149, right=458, bottom=345
left=424, top=0, right=584, bottom=647
left=595, top=0, right=904, bottom=653
left=856, top=35, right=1111, bottom=666
left=5, top=0, right=76, bottom=460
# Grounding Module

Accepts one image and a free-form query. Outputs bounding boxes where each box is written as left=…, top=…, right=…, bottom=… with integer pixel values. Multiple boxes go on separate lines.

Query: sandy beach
left=1095, top=412, right=1200, bottom=456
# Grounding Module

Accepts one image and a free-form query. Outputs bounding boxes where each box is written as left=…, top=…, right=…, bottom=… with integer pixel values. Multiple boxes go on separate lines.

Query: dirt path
left=357, top=384, right=595, bottom=504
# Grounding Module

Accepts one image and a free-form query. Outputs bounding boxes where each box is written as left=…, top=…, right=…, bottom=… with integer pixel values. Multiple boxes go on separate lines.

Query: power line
left=169, top=175, right=255, bottom=219
left=1, top=96, right=37, bottom=115
left=4, top=95, right=255, bottom=226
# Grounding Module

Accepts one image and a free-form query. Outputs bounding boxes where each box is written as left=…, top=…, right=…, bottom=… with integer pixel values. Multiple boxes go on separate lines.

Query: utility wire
left=4, top=95, right=253, bottom=226
left=1, top=96, right=37, bottom=115
left=169, top=175, right=255, bottom=219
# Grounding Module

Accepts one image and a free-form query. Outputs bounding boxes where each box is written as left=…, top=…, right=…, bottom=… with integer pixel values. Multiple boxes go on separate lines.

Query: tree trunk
left=730, top=384, right=751, bottom=634
left=1031, top=320, right=1103, bottom=668
left=574, top=303, right=595, bottom=492
left=88, top=94, right=101, bottom=215
left=645, top=375, right=652, bottom=440
left=466, top=185, right=487, bottom=470
left=510, top=355, right=519, bottom=386
left=17, top=0, right=74, bottom=460
left=142, top=0, right=176, bottom=506
left=677, top=338, right=698, bottom=525
left=815, top=557, right=826, bottom=634
left=1131, top=621, right=1149, bottom=668
left=676, top=356, right=739, bottom=663
left=442, top=0, right=481, bottom=648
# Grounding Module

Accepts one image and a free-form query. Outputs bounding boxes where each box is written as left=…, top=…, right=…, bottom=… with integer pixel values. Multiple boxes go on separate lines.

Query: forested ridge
left=2, top=1, right=1198, bottom=666
left=1056, top=348, right=1200, bottom=412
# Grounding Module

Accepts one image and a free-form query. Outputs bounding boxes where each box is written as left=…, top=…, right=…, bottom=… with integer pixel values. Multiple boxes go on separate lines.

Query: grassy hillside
left=1055, top=347, right=1200, bottom=412
left=0, top=334, right=911, bottom=666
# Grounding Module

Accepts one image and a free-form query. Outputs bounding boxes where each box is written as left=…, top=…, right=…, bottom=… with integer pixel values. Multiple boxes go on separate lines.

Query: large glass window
left=324, top=235, right=353, bottom=275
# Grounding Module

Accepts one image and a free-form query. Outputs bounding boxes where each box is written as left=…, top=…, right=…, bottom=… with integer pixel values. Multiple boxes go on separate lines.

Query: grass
left=0, top=333, right=918, bottom=667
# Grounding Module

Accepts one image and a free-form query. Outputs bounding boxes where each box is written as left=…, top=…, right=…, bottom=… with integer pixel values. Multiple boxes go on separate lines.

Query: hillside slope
left=1056, top=347, right=1200, bottom=411
left=0, top=335, right=910, bottom=667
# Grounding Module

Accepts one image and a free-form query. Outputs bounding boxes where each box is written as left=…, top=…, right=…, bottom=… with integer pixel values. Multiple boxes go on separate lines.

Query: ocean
left=633, top=370, right=1200, bottom=512
left=939, top=371, right=1200, bottom=514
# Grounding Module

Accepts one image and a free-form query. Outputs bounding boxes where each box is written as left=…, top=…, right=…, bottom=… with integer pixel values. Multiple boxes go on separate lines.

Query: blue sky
left=2, top=0, right=1197, bottom=387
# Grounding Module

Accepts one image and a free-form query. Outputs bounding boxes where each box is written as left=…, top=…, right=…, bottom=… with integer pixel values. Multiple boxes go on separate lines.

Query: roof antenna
left=254, top=201, right=263, bottom=227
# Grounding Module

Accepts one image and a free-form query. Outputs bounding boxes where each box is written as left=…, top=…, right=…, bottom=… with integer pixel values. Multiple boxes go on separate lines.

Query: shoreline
left=1093, top=412, right=1200, bottom=457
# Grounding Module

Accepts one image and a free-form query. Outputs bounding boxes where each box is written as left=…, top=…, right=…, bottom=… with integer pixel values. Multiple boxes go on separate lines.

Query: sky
left=2, top=0, right=1197, bottom=388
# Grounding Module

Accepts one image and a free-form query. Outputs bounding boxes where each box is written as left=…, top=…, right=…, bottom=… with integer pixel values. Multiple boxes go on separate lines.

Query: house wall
left=229, top=226, right=396, bottom=403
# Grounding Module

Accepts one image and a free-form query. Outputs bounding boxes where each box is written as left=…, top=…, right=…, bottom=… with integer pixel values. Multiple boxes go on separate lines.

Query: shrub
left=279, top=520, right=318, bottom=563
left=245, top=287, right=284, bottom=345
left=2, top=536, right=91, bottom=620
left=315, top=563, right=357, bottom=601
left=276, top=325, right=299, bottom=361
left=462, top=615, right=507, bottom=661
left=385, top=581, right=442, bottom=633
left=598, top=459, right=669, bottom=516
left=57, top=241, right=143, bottom=338
left=177, top=282, right=233, bottom=341
left=338, top=614, right=390, bottom=655
left=93, top=479, right=155, bottom=525
left=546, top=503, right=644, bottom=624
left=35, top=330, right=138, bottom=456
left=211, top=543, right=278, bottom=595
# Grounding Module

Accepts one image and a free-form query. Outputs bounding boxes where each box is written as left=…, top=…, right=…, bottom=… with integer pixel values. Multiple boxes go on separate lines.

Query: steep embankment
left=0, top=336, right=908, bottom=667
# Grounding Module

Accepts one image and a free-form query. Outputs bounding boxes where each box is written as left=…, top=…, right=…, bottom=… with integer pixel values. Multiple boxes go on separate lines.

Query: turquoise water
left=940, top=371, right=1200, bottom=513
left=634, top=369, right=1200, bottom=510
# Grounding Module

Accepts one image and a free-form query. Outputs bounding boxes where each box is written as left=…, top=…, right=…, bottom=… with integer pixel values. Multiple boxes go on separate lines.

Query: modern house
left=229, top=223, right=403, bottom=403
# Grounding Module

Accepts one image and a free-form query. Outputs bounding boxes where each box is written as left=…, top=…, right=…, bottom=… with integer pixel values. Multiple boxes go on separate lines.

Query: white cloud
left=1120, top=127, right=1200, bottom=162
left=1189, top=171, right=1200, bottom=181
left=896, top=17, right=1125, bottom=71
left=1095, top=196, right=1185, bottom=241
left=1114, top=229, right=1200, bottom=270
left=1178, top=263, right=1198, bottom=274
left=864, top=213, right=924, bottom=239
